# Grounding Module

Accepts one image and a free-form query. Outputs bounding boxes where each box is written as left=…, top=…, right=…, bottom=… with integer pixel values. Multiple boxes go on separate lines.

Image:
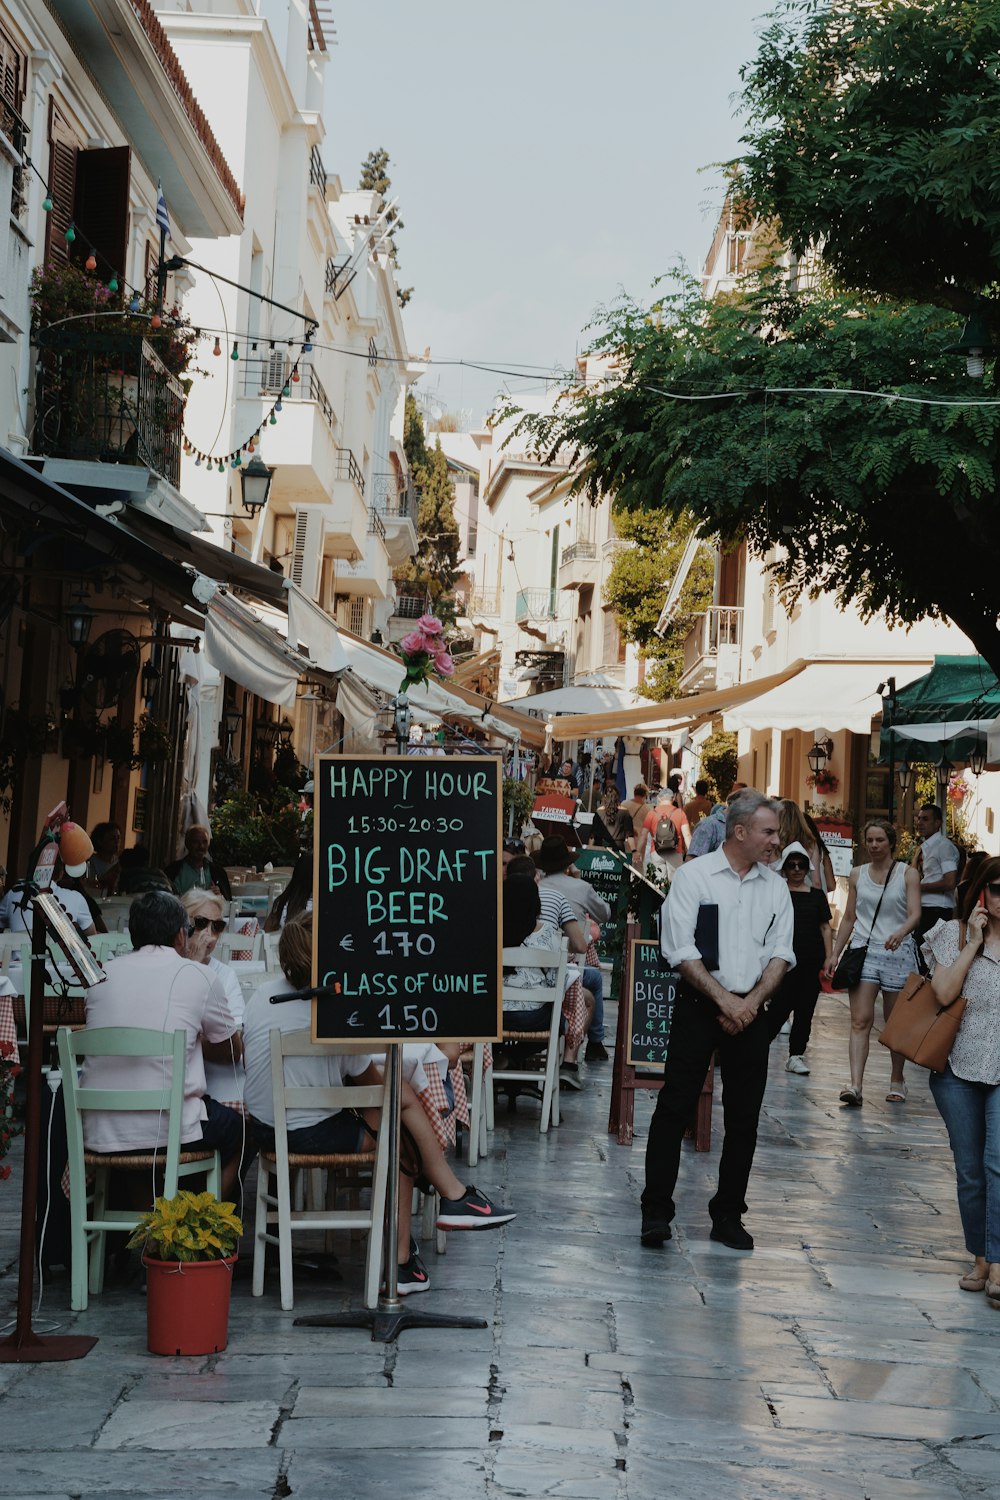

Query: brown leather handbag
left=878, top=923, right=968, bottom=1072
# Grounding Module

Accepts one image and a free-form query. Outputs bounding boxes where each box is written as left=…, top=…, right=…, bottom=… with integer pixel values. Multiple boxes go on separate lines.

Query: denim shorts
left=859, top=940, right=915, bottom=993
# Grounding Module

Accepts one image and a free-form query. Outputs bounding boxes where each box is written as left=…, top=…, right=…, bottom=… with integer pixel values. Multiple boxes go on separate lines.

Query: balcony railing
left=309, top=145, right=328, bottom=192
left=32, top=330, right=185, bottom=486
left=681, top=605, right=744, bottom=680
left=336, top=447, right=365, bottom=496
left=466, top=591, right=500, bottom=616
left=367, top=507, right=387, bottom=540
left=560, top=539, right=597, bottom=566
left=240, top=356, right=337, bottom=434
left=515, top=588, right=558, bottom=623
left=325, top=256, right=356, bottom=300
left=393, top=594, right=429, bottom=619
left=371, top=472, right=417, bottom=523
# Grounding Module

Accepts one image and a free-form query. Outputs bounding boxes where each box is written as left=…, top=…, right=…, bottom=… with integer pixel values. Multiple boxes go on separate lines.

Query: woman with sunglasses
left=180, top=889, right=246, bottom=1106
left=767, top=842, right=833, bottom=1073
left=825, top=819, right=921, bottom=1106
left=921, top=856, right=1000, bottom=1301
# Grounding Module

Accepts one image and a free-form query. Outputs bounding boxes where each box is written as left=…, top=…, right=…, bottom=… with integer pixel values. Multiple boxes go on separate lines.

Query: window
left=0, top=24, right=26, bottom=220
left=466, top=523, right=477, bottom=557
left=45, top=102, right=132, bottom=282
left=349, top=597, right=365, bottom=635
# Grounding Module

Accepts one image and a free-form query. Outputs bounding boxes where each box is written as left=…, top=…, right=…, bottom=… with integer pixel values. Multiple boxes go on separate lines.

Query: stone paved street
left=1, top=993, right=999, bottom=1498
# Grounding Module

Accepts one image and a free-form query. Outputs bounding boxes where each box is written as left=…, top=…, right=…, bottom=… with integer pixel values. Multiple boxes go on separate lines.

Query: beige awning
left=548, top=660, right=808, bottom=739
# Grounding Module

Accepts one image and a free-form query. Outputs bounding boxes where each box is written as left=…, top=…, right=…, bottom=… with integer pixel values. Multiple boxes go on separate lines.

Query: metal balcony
left=515, top=588, right=558, bottom=623
left=393, top=594, right=430, bottom=619
left=677, top=606, right=744, bottom=693
left=335, top=446, right=365, bottom=496
left=32, top=330, right=184, bottom=486
left=559, top=538, right=598, bottom=590
left=466, top=591, right=500, bottom=618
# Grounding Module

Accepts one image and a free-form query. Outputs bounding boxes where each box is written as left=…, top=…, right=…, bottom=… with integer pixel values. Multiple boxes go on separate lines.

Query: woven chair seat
left=84, top=1148, right=215, bottom=1169
left=501, top=1030, right=550, bottom=1042
left=261, top=1150, right=376, bottom=1169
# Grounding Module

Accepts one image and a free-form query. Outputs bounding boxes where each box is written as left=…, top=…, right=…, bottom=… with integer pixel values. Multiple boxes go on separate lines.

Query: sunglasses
left=783, top=860, right=809, bottom=871
left=985, top=883, right=1000, bottom=898
left=191, top=916, right=227, bottom=934
left=503, top=840, right=525, bottom=853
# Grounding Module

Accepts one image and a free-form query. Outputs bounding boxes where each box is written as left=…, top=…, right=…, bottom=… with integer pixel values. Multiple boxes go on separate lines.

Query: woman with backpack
left=641, top=790, right=691, bottom=882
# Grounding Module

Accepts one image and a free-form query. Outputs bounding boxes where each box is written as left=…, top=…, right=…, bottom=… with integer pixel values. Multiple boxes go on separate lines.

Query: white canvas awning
left=502, top=676, right=650, bottom=717
left=204, top=592, right=314, bottom=710
left=722, top=659, right=934, bottom=734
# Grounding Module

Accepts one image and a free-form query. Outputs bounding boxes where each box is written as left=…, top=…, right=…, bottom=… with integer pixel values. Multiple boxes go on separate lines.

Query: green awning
left=879, top=656, right=1000, bottom=764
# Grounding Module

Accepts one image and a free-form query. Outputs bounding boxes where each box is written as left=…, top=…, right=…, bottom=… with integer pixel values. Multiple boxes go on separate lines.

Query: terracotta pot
left=142, top=1253, right=236, bottom=1356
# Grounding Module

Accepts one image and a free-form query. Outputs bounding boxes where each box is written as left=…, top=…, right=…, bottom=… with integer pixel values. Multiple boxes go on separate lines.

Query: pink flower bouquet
left=398, top=615, right=455, bottom=691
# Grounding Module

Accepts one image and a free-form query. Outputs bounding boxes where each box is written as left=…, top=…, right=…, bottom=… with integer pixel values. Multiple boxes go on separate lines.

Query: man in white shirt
left=915, top=803, right=960, bottom=938
left=641, top=790, right=794, bottom=1253
left=82, top=891, right=245, bottom=1197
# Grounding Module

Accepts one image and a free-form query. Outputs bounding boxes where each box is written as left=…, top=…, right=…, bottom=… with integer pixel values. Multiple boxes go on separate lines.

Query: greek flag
left=155, top=182, right=171, bottom=238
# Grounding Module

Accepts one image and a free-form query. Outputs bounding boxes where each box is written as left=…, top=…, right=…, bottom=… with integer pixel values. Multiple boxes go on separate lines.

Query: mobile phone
left=979, top=891, right=987, bottom=910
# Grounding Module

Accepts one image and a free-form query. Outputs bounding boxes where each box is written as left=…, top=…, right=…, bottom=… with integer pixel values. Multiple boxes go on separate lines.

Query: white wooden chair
left=57, top=1025, right=221, bottom=1311
left=491, top=936, right=569, bottom=1135
left=215, top=929, right=264, bottom=963
left=262, top=931, right=282, bottom=972
left=88, top=932, right=132, bottom=961
left=462, top=1044, right=491, bottom=1167
left=251, top=1028, right=391, bottom=1311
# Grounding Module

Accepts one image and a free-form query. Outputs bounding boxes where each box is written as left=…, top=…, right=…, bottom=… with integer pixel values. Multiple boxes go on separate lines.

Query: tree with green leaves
left=359, top=147, right=412, bottom=307
left=735, top=0, right=1000, bottom=326
left=507, top=271, right=1000, bottom=677
left=603, top=512, right=713, bottom=701
left=398, top=397, right=460, bottom=625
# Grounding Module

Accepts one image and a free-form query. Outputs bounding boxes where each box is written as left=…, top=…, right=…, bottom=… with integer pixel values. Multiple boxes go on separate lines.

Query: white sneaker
left=779, top=1020, right=792, bottom=1035
left=785, top=1055, right=810, bottom=1075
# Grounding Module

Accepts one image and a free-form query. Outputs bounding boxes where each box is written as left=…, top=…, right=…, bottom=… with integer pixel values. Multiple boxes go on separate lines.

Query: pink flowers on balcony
left=399, top=615, right=455, bottom=691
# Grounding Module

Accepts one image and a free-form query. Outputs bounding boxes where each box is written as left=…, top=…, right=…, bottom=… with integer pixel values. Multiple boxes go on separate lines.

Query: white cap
left=775, top=840, right=811, bottom=872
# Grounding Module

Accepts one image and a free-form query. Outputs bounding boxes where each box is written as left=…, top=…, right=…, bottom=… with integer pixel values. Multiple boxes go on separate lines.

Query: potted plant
left=127, top=1190, right=243, bottom=1355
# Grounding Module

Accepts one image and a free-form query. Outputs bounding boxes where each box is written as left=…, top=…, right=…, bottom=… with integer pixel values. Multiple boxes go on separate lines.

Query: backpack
left=653, top=812, right=679, bottom=855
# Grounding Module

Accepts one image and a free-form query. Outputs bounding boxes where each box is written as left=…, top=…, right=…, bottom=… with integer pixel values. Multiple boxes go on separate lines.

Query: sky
left=325, top=2, right=770, bottom=425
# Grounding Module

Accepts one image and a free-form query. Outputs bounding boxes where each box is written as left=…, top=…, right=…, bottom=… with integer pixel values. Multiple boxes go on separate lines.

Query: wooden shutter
left=74, top=146, right=131, bottom=281
left=44, top=102, right=78, bottom=267
left=0, top=25, right=25, bottom=114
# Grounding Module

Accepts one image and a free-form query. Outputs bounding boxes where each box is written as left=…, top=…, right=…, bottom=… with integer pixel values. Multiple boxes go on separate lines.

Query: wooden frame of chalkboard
left=624, top=938, right=680, bottom=1072
left=310, top=754, right=502, bottom=1044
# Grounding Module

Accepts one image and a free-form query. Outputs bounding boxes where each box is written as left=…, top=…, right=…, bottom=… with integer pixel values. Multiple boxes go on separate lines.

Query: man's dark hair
left=922, top=803, right=943, bottom=823
left=695, top=779, right=709, bottom=796
left=129, top=890, right=187, bottom=948
left=668, top=774, right=682, bottom=791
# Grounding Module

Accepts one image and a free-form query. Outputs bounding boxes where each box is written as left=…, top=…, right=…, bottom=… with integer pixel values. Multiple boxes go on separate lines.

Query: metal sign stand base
left=294, top=1043, right=487, bottom=1344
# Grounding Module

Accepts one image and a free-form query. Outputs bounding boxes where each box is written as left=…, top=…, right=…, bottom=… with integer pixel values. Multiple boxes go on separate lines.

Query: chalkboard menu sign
left=626, top=938, right=679, bottom=1071
left=576, top=848, right=627, bottom=953
left=311, top=755, right=502, bottom=1043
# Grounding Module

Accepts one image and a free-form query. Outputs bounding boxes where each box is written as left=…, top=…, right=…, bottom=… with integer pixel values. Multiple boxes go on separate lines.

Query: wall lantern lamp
left=255, top=718, right=279, bottom=749
left=896, top=761, right=913, bottom=796
left=806, top=737, right=834, bottom=777
left=277, top=716, right=294, bottom=747
left=239, top=455, right=275, bottom=515
left=969, top=741, right=988, bottom=778
left=935, top=755, right=954, bottom=803
left=66, top=593, right=95, bottom=650
left=221, top=705, right=243, bottom=756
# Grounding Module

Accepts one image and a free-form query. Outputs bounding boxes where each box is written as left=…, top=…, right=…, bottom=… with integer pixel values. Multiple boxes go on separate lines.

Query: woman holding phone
left=824, top=819, right=921, bottom=1105
left=920, top=856, right=1000, bottom=1301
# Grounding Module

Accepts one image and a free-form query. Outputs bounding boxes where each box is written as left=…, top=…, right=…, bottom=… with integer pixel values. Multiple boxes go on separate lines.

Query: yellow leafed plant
left=127, top=1190, right=243, bottom=1263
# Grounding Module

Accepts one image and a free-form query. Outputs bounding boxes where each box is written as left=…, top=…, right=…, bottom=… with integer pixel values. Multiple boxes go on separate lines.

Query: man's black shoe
left=709, top=1216, right=753, bottom=1251
left=585, top=1040, right=610, bottom=1062
left=640, top=1217, right=672, bottom=1248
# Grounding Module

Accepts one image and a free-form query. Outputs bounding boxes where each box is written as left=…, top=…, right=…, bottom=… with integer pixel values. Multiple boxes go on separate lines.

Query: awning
left=450, top=648, right=500, bottom=688
left=723, top=659, right=933, bottom=735
left=548, top=659, right=808, bottom=739
left=204, top=591, right=314, bottom=710
left=335, top=631, right=547, bottom=747
left=284, top=581, right=349, bottom=673
left=121, top=509, right=290, bottom=606
left=503, top=678, right=652, bottom=717
left=879, top=656, right=1000, bottom=763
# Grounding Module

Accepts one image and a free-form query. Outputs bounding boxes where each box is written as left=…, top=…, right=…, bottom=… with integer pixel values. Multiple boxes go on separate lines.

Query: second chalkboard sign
left=311, top=754, right=502, bottom=1044
left=626, top=938, right=680, bottom=1072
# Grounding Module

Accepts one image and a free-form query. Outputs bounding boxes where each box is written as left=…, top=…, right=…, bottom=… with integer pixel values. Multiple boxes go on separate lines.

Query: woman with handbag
left=824, top=819, right=921, bottom=1106
left=921, top=855, right=1000, bottom=1300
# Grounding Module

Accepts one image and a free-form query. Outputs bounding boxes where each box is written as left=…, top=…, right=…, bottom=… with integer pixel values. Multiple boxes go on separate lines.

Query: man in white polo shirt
left=641, top=790, right=794, bottom=1253
left=915, top=803, right=960, bottom=939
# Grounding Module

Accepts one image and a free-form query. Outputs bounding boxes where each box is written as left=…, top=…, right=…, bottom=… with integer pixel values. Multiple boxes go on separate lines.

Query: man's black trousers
left=641, top=986, right=769, bottom=1226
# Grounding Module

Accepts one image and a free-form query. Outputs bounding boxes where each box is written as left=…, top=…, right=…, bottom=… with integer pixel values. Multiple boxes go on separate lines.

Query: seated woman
left=264, top=852, right=313, bottom=932
left=242, top=912, right=517, bottom=1297
left=179, top=888, right=246, bottom=1110
left=505, top=859, right=593, bottom=1086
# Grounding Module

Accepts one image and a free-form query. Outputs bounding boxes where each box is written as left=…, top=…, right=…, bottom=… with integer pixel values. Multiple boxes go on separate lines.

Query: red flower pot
left=143, top=1254, right=236, bottom=1356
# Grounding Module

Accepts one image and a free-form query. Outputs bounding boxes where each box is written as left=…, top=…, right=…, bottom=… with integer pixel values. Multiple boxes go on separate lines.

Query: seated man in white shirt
left=0, top=862, right=97, bottom=938
left=242, top=912, right=516, bottom=1297
left=81, top=891, right=246, bottom=1198
left=641, top=790, right=794, bottom=1253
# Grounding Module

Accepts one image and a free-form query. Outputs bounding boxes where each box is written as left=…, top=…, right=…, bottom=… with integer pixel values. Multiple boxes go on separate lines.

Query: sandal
left=886, top=1082, right=908, bottom=1103
left=959, top=1263, right=989, bottom=1293
left=987, top=1266, right=1000, bottom=1302
left=839, top=1086, right=863, bottom=1107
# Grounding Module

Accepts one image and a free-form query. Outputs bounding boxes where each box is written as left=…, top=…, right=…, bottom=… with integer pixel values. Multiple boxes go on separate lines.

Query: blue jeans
left=929, top=1064, right=1000, bottom=1261
left=583, top=965, right=604, bottom=1044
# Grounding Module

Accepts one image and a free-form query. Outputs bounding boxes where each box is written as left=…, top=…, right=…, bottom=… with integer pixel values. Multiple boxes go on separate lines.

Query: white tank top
left=852, top=862, right=908, bottom=948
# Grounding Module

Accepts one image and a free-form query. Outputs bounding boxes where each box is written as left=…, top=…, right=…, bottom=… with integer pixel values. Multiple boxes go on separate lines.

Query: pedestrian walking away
left=919, top=854, right=1000, bottom=1303
left=766, top=841, right=833, bottom=1074
left=641, top=790, right=794, bottom=1253
left=825, top=820, right=921, bottom=1106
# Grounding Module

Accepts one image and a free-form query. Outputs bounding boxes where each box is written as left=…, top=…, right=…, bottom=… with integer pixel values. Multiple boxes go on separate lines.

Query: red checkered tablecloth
left=562, top=979, right=587, bottom=1051
left=0, top=989, right=16, bottom=1063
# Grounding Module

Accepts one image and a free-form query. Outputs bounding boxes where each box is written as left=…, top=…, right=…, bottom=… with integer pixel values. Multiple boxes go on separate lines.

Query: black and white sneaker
left=394, top=1241, right=430, bottom=1296
left=436, top=1186, right=517, bottom=1231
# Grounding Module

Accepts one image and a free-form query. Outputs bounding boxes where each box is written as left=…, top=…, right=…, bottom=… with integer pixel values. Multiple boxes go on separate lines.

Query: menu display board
left=625, top=938, right=679, bottom=1071
left=311, top=755, right=502, bottom=1043
left=575, top=847, right=628, bottom=954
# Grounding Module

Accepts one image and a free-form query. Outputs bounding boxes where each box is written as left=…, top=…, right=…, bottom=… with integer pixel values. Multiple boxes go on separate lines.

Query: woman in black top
left=767, top=841, right=833, bottom=1073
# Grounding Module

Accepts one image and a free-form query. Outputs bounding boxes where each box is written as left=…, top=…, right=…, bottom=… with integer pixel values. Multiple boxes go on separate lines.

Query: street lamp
left=896, top=761, right=913, bottom=796
left=239, top=455, right=274, bottom=515
left=969, top=740, right=988, bottom=778
left=221, top=705, right=243, bottom=757
left=935, top=755, right=954, bottom=804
